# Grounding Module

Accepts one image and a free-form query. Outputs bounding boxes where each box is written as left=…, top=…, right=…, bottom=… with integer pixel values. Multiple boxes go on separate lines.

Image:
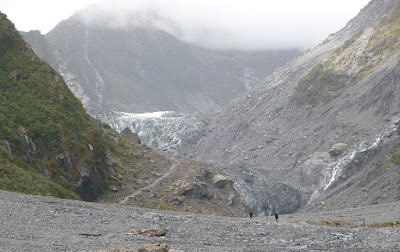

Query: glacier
left=87, top=108, right=206, bottom=156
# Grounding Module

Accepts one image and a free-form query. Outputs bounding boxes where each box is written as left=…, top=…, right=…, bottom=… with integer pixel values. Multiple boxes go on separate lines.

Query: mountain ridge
left=21, top=16, right=300, bottom=115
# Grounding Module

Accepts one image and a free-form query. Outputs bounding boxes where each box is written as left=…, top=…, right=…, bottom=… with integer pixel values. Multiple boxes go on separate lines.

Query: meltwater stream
left=308, top=135, right=387, bottom=205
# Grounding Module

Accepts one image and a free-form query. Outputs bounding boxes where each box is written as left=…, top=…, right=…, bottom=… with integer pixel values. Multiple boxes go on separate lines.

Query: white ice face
left=91, top=110, right=206, bottom=156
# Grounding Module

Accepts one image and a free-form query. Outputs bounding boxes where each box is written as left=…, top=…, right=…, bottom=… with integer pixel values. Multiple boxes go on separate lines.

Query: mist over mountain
left=22, top=15, right=299, bottom=114
left=73, top=0, right=368, bottom=51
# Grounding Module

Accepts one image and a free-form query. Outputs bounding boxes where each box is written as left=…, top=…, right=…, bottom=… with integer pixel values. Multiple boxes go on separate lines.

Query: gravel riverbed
left=1, top=190, right=399, bottom=251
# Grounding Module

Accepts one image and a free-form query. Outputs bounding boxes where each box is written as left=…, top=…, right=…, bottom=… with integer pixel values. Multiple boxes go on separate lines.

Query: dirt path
left=118, top=158, right=179, bottom=205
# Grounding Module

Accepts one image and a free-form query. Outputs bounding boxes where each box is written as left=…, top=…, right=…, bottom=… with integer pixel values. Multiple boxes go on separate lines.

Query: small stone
left=109, top=185, right=118, bottom=192
left=137, top=243, right=169, bottom=252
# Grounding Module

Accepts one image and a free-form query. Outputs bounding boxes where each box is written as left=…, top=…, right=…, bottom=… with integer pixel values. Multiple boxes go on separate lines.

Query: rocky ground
left=1, top=190, right=400, bottom=251
left=119, top=158, right=249, bottom=217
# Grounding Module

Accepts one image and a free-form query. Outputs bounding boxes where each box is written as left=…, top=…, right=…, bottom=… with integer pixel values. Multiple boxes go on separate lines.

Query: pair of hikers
left=249, top=212, right=278, bottom=222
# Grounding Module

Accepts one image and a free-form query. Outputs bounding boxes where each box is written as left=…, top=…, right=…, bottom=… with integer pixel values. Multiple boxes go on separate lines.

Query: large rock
left=120, top=127, right=141, bottom=144
left=212, top=174, right=233, bottom=188
left=182, top=182, right=213, bottom=199
left=127, top=228, right=167, bottom=237
left=329, top=143, right=348, bottom=156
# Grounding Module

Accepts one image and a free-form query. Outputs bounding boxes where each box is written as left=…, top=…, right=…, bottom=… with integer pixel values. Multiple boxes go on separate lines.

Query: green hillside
left=295, top=4, right=400, bottom=108
left=0, top=12, right=111, bottom=200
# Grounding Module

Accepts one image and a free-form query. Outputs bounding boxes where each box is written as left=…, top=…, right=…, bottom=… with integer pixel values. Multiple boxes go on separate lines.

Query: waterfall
left=308, top=135, right=386, bottom=205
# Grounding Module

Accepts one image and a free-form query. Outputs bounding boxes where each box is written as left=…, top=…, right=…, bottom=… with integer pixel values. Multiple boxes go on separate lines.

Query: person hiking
left=249, top=211, right=253, bottom=219
left=275, top=213, right=278, bottom=222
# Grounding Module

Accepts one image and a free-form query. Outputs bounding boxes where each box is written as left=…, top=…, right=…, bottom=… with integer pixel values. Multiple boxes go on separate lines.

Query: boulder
left=121, top=127, right=141, bottom=144
left=127, top=228, right=167, bottom=237
left=328, top=143, right=348, bottom=156
left=212, top=174, right=232, bottom=188
left=182, top=182, right=213, bottom=199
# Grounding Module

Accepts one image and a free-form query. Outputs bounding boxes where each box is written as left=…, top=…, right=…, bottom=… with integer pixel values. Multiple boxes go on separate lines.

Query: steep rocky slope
left=21, top=15, right=299, bottom=114
left=191, top=0, right=400, bottom=215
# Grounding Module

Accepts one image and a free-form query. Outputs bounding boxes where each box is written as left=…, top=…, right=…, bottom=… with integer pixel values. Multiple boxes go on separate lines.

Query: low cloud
left=75, top=0, right=369, bottom=51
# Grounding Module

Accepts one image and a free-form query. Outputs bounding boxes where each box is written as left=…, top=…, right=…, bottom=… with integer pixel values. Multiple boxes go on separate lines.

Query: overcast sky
left=1, top=0, right=370, bottom=50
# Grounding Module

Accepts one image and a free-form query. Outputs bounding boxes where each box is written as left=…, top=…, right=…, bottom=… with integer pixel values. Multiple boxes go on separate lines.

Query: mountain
left=190, top=0, right=400, bottom=215
left=0, top=12, right=248, bottom=216
left=21, top=15, right=299, bottom=114
left=0, top=11, right=110, bottom=200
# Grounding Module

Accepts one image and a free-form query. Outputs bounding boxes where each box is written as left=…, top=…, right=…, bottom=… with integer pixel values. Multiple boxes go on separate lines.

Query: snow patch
left=119, top=111, right=170, bottom=119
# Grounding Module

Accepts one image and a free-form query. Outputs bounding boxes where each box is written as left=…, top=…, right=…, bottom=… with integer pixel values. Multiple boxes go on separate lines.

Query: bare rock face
left=2, top=140, right=15, bottom=154
left=15, top=126, right=36, bottom=163
left=329, top=143, right=348, bottom=156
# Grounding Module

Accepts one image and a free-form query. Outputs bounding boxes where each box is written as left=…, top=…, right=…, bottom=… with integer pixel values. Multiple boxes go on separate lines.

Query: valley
left=1, top=0, right=400, bottom=250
